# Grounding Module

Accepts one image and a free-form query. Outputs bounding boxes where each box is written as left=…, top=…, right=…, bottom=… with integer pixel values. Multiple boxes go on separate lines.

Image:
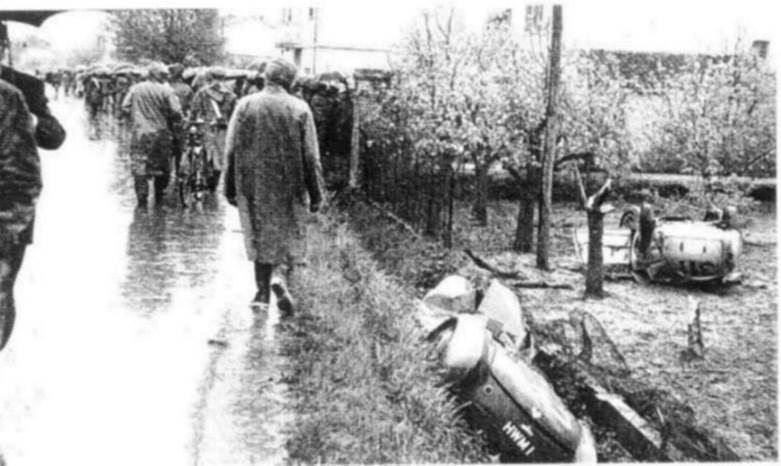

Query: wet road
left=0, top=96, right=291, bottom=465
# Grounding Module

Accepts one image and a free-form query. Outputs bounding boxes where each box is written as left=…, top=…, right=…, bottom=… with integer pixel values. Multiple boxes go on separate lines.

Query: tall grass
left=283, top=212, right=487, bottom=463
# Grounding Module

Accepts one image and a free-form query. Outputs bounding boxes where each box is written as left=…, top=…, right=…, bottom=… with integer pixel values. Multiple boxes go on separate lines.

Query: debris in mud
left=464, top=250, right=573, bottom=290
left=680, top=298, right=705, bottom=362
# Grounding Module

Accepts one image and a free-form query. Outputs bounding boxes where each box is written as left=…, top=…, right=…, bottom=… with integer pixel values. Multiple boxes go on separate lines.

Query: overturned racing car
left=574, top=203, right=743, bottom=284
left=419, top=277, right=597, bottom=463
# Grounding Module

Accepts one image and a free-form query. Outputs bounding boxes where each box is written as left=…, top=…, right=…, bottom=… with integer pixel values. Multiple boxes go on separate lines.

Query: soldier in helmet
left=0, top=27, right=66, bottom=351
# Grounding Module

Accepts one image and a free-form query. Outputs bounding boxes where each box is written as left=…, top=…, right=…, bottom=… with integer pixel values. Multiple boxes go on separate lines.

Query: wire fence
left=354, top=74, right=456, bottom=246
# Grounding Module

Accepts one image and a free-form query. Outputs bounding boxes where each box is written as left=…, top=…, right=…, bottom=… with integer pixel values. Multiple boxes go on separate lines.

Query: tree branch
left=586, top=178, right=612, bottom=212
left=554, top=151, right=595, bottom=170
left=463, top=249, right=525, bottom=279
left=512, top=280, right=573, bottom=290
left=505, top=163, right=523, bottom=182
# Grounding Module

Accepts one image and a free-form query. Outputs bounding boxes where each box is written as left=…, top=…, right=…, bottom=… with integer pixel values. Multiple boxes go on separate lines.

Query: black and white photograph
left=0, top=1, right=777, bottom=464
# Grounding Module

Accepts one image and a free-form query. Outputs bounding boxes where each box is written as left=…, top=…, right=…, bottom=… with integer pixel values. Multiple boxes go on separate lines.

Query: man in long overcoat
left=122, top=63, right=183, bottom=208
left=224, top=58, right=324, bottom=312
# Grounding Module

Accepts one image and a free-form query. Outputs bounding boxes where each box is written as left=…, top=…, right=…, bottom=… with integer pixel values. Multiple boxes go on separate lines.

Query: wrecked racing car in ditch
left=573, top=203, right=743, bottom=284
left=418, top=275, right=743, bottom=462
left=418, top=276, right=597, bottom=463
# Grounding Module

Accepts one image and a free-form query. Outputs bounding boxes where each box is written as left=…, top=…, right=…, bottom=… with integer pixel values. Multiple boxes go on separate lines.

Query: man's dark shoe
left=271, top=282, right=294, bottom=317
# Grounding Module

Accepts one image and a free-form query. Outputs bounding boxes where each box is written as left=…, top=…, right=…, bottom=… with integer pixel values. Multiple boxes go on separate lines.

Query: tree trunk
left=514, top=181, right=536, bottom=252
left=581, top=176, right=612, bottom=298
left=424, top=171, right=439, bottom=236
left=536, top=5, right=563, bottom=270
left=472, top=162, right=488, bottom=226
left=444, top=163, right=455, bottom=248
left=507, top=165, right=535, bottom=252
left=585, top=210, right=606, bottom=297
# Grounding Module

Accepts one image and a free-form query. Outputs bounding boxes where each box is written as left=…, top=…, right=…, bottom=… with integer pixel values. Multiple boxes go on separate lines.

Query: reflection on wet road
left=0, top=97, right=291, bottom=465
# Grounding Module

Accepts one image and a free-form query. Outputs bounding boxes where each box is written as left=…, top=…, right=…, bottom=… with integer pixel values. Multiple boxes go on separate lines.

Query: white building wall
left=222, top=15, right=279, bottom=59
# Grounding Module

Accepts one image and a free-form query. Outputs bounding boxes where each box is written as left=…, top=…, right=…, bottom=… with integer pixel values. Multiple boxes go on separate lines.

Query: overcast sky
left=3, top=1, right=779, bottom=60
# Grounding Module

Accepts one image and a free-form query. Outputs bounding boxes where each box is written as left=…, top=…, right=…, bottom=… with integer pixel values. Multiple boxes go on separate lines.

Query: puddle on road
left=195, top=297, right=294, bottom=465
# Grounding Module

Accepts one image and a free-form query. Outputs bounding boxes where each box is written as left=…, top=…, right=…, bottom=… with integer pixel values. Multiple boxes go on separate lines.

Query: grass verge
left=282, top=210, right=487, bottom=463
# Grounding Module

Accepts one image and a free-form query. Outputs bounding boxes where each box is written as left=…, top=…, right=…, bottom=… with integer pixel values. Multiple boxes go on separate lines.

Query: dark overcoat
left=224, top=85, right=324, bottom=264
left=0, top=79, right=40, bottom=247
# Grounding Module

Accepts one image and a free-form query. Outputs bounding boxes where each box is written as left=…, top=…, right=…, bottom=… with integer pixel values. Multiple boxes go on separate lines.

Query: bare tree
left=572, top=164, right=613, bottom=298
left=111, top=9, right=224, bottom=64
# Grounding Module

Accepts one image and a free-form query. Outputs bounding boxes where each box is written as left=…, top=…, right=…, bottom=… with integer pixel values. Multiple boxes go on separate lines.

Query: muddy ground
left=445, top=200, right=777, bottom=460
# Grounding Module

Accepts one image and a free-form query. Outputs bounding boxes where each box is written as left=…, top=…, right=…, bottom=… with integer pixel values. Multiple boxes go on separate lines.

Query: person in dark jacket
left=167, top=64, right=193, bottom=173
left=168, top=63, right=193, bottom=115
left=224, top=58, right=324, bottom=313
left=82, top=73, right=104, bottom=139
left=0, top=79, right=38, bottom=351
left=121, top=63, right=183, bottom=208
left=0, top=47, right=66, bottom=351
left=190, top=68, right=236, bottom=191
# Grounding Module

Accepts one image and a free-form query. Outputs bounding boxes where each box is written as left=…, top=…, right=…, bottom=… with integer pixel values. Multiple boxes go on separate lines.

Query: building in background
left=272, top=7, right=394, bottom=75
left=220, top=6, right=401, bottom=75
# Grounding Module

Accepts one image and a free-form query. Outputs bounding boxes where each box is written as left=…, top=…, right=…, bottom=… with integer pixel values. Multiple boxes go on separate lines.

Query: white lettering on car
left=502, top=421, right=536, bottom=456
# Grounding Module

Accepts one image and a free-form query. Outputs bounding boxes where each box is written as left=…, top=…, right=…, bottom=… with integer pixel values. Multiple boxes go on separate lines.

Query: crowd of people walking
left=1, top=45, right=359, bottom=353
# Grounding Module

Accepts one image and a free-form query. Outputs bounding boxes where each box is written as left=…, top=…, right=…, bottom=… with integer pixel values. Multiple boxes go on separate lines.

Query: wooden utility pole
left=348, top=82, right=362, bottom=189
left=536, top=5, right=562, bottom=270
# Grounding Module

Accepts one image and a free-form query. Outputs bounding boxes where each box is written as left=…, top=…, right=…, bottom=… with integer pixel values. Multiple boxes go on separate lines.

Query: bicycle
left=177, top=119, right=218, bottom=208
